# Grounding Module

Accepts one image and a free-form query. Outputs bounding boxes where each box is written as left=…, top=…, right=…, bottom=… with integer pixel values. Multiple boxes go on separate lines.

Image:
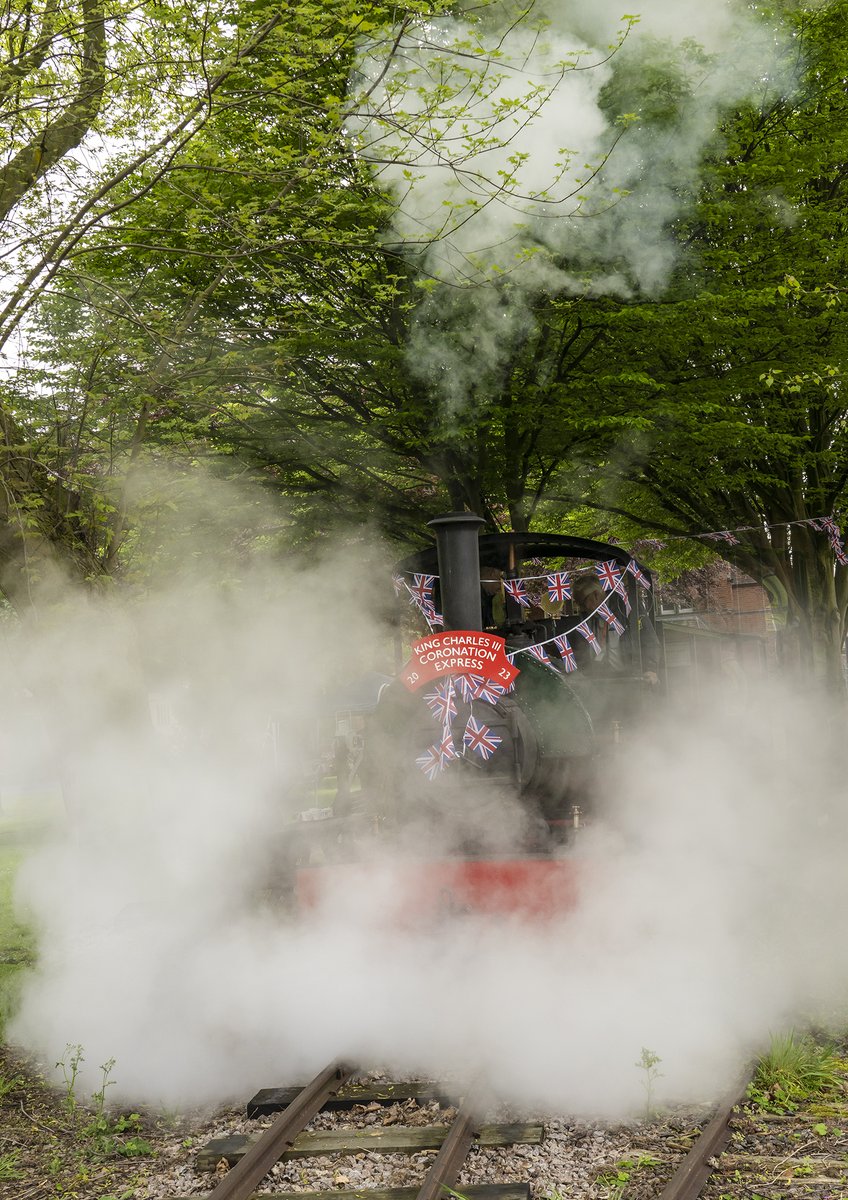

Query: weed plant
left=596, top=1154, right=660, bottom=1199
left=634, top=1047, right=663, bottom=1119
left=56, top=1045, right=153, bottom=1158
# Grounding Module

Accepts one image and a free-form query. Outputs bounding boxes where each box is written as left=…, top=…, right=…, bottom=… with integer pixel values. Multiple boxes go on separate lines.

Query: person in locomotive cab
left=480, top=566, right=507, bottom=628
left=572, top=574, right=660, bottom=684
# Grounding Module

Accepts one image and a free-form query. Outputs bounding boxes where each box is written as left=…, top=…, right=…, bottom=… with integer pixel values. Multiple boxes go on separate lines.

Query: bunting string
left=395, top=556, right=650, bottom=620
left=393, top=571, right=445, bottom=630
left=637, top=513, right=848, bottom=563
left=411, top=579, right=651, bottom=782
left=407, top=512, right=848, bottom=782
left=395, top=513, right=848, bottom=603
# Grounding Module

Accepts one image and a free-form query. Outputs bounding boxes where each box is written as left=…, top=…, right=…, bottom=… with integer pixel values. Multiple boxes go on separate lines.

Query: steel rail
left=655, top=1074, right=752, bottom=1200
left=415, top=1085, right=483, bottom=1200
left=208, top=1061, right=355, bottom=1200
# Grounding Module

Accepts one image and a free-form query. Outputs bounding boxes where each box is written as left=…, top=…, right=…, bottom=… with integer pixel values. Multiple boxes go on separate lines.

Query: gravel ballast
left=4, top=1048, right=848, bottom=1200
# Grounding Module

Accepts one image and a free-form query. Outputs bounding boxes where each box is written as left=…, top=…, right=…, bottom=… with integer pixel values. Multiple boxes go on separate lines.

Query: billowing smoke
left=5, top=492, right=848, bottom=1113
left=347, top=0, right=790, bottom=406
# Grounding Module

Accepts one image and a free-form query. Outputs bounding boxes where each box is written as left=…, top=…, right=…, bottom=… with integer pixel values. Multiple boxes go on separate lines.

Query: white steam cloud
left=4, top=504, right=848, bottom=1113
left=347, top=0, right=790, bottom=405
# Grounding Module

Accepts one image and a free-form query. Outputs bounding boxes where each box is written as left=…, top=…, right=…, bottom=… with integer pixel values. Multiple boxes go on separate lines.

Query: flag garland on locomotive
left=385, top=519, right=653, bottom=810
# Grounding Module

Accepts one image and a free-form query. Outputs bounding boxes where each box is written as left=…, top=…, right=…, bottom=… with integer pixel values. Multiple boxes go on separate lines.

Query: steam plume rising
left=347, top=0, right=790, bottom=405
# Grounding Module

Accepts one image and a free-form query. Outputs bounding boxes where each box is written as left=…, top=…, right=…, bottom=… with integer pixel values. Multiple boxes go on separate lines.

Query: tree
left=0, top=0, right=294, bottom=602
left=209, top=1, right=799, bottom=546
left=4, top=0, right=638, bottom=579
left=1, top=0, right=477, bottom=599
left=530, top=1, right=848, bottom=684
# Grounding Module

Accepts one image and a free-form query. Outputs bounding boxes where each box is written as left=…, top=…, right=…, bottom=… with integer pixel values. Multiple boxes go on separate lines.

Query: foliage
left=0, top=838, right=34, bottom=1041
left=634, top=1046, right=663, bottom=1119
left=6, top=0, right=592, bottom=592
left=0, top=1069, right=23, bottom=1100
left=3, top=0, right=848, bottom=688
left=202, top=0, right=848, bottom=693
left=524, top=1, right=848, bottom=682
left=0, top=1148, right=22, bottom=1180
left=56, top=1046, right=155, bottom=1158
left=748, top=1031, right=844, bottom=1113
left=595, top=1155, right=659, bottom=1199
left=0, top=0, right=432, bottom=597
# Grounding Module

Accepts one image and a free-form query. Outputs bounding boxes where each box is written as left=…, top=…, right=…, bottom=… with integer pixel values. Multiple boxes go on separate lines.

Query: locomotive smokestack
left=428, top=511, right=485, bottom=631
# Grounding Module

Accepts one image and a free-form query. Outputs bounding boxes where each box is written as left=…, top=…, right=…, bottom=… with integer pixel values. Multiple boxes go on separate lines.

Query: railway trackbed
left=170, top=1064, right=540, bottom=1200
left=160, top=1063, right=848, bottom=1200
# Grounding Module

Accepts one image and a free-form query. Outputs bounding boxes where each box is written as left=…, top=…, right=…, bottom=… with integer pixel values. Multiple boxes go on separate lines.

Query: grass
left=0, top=818, right=167, bottom=1196
left=0, top=1147, right=22, bottom=1180
left=749, top=1030, right=845, bottom=1112
left=0, top=826, right=38, bottom=1041
left=0, top=1042, right=164, bottom=1197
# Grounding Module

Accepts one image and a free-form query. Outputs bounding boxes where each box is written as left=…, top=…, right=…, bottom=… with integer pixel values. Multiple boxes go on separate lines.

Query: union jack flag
left=503, top=578, right=530, bottom=607
left=546, top=571, right=572, bottom=603
left=553, top=634, right=576, bottom=672
left=598, top=602, right=625, bottom=636
left=424, top=680, right=456, bottom=724
left=804, top=517, right=848, bottom=563
left=475, top=678, right=508, bottom=703
left=626, top=559, right=651, bottom=590
left=575, top=621, right=601, bottom=655
left=409, top=573, right=435, bottom=605
left=703, top=531, right=740, bottom=545
left=458, top=673, right=505, bottom=703
left=595, top=560, right=623, bottom=591
left=454, top=673, right=482, bottom=702
left=408, top=590, right=442, bottom=629
left=415, top=746, right=441, bottom=781
left=391, top=573, right=405, bottom=596
left=821, top=518, right=848, bottom=558
left=437, top=729, right=457, bottom=768
left=526, top=643, right=553, bottom=665
left=463, top=715, right=502, bottom=761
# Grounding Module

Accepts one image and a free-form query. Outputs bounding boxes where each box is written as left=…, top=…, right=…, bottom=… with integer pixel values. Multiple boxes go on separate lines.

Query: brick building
left=656, top=564, right=775, bottom=692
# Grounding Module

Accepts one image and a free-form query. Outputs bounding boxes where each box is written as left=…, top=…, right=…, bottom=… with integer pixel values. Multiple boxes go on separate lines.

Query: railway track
left=169, top=1064, right=539, bottom=1200
left=162, top=1063, right=779, bottom=1200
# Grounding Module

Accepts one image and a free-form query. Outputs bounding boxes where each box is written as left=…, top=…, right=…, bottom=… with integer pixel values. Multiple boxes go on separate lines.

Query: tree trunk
left=784, top=543, right=845, bottom=691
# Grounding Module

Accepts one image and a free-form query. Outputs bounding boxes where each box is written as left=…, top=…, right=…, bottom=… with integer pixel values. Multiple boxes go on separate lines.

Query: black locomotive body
left=364, top=514, right=656, bottom=845
left=294, top=514, right=657, bottom=919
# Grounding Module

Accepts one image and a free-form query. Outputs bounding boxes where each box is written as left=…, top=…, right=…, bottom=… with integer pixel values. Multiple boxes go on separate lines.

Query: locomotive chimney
left=428, top=511, right=486, bottom=631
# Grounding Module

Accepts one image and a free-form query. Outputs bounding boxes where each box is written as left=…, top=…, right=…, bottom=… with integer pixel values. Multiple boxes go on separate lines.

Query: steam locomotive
left=295, top=512, right=657, bottom=919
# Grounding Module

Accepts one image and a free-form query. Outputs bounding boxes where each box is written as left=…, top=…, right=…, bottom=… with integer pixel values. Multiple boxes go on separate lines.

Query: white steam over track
left=4, top=531, right=848, bottom=1114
